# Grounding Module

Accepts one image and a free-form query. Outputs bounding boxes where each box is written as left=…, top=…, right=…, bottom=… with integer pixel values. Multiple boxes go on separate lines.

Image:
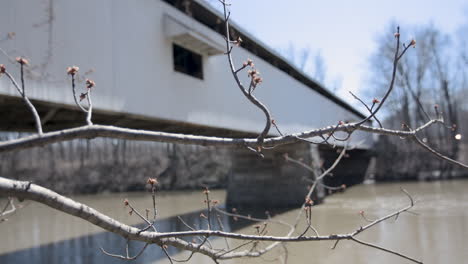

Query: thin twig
left=349, top=91, right=383, bottom=128
left=351, top=237, right=422, bottom=264
left=221, top=2, right=272, bottom=143
left=161, top=246, right=175, bottom=264
left=356, top=28, right=413, bottom=127
left=215, top=213, right=230, bottom=250
left=85, top=88, right=93, bottom=125
left=100, top=243, right=149, bottom=260
left=204, top=188, right=212, bottom=230
left=412, top=135, right=468, bottom=169
left=70, top=73, right=89, bottom=113
left=4, top=71, right=43, bottom=134
left=0, top=197, right=16, bottom=219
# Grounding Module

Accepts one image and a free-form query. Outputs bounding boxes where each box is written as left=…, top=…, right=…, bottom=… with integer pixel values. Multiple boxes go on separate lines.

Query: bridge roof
left=163, top=0, right=367, bottom=119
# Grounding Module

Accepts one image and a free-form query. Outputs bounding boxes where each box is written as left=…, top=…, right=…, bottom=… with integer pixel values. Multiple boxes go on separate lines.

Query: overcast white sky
left=206, top=0, right=468, bottom=108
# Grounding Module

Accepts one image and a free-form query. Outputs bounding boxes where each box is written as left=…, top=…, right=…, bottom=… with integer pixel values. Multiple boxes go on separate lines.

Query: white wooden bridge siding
left=0, top=0, right=371, bottom=149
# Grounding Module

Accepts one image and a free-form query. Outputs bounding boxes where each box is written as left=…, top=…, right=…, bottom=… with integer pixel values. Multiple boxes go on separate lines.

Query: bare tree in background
left=367, top=22, right=467, bottom=180
left=1, top=1, right=468, bottom=263
left=278, top=45, right=329, bottom=86
left=312, top=50, right=326, bottom=84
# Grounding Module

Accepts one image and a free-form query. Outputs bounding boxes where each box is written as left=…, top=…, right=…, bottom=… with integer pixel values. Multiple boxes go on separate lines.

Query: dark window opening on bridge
left=173, top=44, right=203, bottom=79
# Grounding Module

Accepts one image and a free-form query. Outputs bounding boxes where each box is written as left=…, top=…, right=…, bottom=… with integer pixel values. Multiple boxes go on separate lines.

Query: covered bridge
left=0, top=0, right=373, bottom=207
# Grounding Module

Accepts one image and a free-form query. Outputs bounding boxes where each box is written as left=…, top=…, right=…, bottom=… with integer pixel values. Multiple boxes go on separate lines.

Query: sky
left=205, top=0, right=467, bottom=109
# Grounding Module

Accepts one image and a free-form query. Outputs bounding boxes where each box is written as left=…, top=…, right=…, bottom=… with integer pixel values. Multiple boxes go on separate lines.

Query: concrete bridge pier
left=226, top=142, right=324, bottom=209
left=226, top=143, right=372, bottom=209
left=319, top=146, right=372, bottom=190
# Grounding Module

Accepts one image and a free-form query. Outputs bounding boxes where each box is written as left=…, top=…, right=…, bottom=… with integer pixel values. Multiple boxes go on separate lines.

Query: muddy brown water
left=1, top=180, right=467, bottom=264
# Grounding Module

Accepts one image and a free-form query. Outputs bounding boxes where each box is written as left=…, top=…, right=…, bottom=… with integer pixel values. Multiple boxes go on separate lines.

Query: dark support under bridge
left=227, top=142, right=372, bottom=209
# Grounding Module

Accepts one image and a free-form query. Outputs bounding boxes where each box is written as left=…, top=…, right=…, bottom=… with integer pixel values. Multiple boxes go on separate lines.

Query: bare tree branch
left=349, top=91, right=383, bottom=128
left=0, top=177, right=422, bottom=262
left=351, top=237, right=422, bottom=264
left=0, top=120, right=434, bottom=149
left=3, top=68, right=43, bottom=134
left=221, top=2, right=271, bottom=144
left=100, top=242, right=149, bottom=261
left=412, top=135, right=468, bottom=169
left=1, top=2, right=466, bottom=263
left=0, top=197, right=16, bottom=220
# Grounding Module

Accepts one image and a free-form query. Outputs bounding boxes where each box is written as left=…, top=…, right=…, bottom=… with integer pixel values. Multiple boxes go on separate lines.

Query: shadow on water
left=0, top=206, right=291, bottom=264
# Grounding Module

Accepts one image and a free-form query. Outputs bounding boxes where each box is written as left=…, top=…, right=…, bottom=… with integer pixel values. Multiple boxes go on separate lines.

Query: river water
left=1, top=180, right=467, bottom=264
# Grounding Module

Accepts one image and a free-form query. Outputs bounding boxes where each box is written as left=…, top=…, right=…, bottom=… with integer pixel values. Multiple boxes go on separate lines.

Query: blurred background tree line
left=367, top=22, right=468, bottom=181
left=280, top=20, right=468, bottom=181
